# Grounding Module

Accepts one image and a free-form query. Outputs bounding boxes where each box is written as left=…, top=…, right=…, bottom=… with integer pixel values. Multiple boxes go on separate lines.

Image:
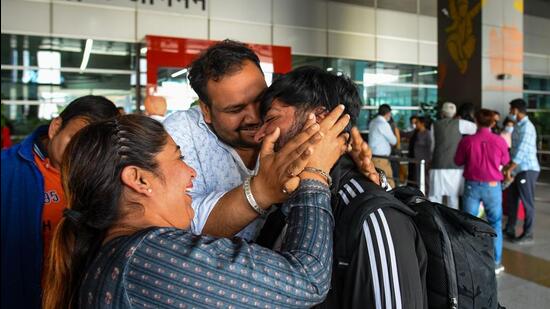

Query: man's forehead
left=206, top=66, right=266, bottom=108
left=266, top=99, right=295, bottom=113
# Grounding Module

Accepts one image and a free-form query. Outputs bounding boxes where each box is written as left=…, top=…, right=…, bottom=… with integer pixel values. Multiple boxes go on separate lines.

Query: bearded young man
left=254, top=66, right=428, bottom=309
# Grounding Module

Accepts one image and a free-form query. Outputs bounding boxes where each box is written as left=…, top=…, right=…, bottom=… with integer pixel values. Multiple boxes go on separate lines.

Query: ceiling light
left=418, top=70, right=437, bottom=76
left=171, top=68, right=188, bottom=78
left=79, top=39, right=93, bottom=72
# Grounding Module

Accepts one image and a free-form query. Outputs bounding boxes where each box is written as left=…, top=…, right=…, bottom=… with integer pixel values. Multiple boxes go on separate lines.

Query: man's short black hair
left=417, top=116, right=429, bottom=127
left=510, top=98, right=527, bottom=113
left=188, top=39, right=262, bottom=106
left=59, top=95, right=118, bottom=129
left=378, top=104, right=392, bottom=116
left=260, top=66, right=361, bottom=127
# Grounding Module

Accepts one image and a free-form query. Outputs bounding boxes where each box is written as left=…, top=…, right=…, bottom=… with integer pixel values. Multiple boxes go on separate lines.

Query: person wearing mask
left=42, top=113, right=348, bottom=308
left=503, top=99, right=540, bottom=244
left=500, top=117, right=515, bottom=149
left=429, top=102, right=476, bottom=209
left=368, top=104, right=397, bottom=188
left=455, top=109, right=510, bottom=274
left=406, top=115, right=419, bottom=134
left=1, top=96, right=119, bottom=309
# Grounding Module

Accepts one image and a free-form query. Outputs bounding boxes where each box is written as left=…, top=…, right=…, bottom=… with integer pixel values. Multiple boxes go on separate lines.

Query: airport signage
left=65, top=0, right=207, bottom=13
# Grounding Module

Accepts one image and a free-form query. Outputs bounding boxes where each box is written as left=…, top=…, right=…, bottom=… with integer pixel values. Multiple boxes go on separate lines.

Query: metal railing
left=373, top=155, right=427, bottom=195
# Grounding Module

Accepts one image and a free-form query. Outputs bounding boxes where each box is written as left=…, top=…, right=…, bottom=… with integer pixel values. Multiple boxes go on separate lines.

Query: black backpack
left=258, top=158, right=501, bottom=309
left=326, top=156, right=501, bottom=309
left=391, top=186, right=501, bottom=309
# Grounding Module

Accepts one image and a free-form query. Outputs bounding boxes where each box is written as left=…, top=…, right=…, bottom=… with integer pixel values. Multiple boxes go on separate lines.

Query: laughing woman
left=43, top=110, right=349, bottom=308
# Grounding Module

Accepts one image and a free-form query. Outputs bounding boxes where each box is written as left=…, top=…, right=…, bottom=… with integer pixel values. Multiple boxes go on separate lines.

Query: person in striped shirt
left=255, top=66, right=428, bottom=309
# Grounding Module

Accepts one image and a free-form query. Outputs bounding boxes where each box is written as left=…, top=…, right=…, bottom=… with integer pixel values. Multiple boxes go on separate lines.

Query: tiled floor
left=497, top=183, right=550, bottom=308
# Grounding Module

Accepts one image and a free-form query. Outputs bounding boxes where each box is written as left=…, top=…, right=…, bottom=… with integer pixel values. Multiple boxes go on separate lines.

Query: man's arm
left=454, top=138, right=467, bottom=166
left=356, top=208, right=426, bottom=308
left=393, top=126, right=401, bottom=149
left=383, top=122, right=397, bottom=146
left=499, top=136, right=511, bottom=167
left=354, top=208, right=403, bottom=308
left=459, top=119, right=477, bottom=135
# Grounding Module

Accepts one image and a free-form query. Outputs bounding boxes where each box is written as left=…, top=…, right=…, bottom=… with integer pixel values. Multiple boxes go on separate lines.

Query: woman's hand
left=348, top=127, right=381, bottom=185
left=252, top=114, right=323, bottom=207
left=303, top=104, right=350, bottom=174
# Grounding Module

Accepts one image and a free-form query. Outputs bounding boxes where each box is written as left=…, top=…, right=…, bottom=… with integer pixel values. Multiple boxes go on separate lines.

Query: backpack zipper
left=433, top=209, right=459, bottom=309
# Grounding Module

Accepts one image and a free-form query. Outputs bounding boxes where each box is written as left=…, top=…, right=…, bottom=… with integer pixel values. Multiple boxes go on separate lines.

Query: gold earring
left=147, top=188, right=152, bottom=193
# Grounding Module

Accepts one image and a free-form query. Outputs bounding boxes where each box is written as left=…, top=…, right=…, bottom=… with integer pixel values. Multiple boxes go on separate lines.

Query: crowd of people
left=0, top=39, right=540, bottom=308
left=367, top=98, right=541, bottom=274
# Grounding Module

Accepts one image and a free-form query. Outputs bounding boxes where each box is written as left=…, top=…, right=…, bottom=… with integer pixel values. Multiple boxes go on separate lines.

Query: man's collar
left=195, top=106, right=260, bottom=173
left=518, top=115, right=529, bottom=125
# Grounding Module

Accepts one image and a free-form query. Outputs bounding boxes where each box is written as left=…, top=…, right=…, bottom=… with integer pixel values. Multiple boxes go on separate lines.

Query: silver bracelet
left=303, top=167, right=332, bottom=187
left=243, top=176, right=268, bottom=216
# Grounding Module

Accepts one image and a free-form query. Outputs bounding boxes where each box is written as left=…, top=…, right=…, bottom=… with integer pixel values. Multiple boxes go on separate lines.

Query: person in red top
left=454, top=109, right=510, bottom=273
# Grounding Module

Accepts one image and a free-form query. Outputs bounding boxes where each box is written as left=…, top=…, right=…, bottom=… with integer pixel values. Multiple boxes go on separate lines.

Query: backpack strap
left=332, top=169, right=416, bottom=265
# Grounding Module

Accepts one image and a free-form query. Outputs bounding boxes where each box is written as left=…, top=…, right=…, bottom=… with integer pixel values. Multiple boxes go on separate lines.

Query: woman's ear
left=121, top=166, right=153, bottom=196
left=48, top=117, right=63, bottom=140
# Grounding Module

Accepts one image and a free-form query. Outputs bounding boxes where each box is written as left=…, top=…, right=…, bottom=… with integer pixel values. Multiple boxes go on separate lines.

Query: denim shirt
left=79, top=180, right=333, bottom=308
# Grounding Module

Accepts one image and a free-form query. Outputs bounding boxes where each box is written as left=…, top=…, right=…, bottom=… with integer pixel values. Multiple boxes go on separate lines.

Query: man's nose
left=244, top=102, right=261, bottom=124
left=254, top=125, right=267, bottom=143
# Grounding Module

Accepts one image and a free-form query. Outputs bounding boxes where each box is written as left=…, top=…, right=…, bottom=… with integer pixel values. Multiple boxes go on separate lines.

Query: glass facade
left=1, top=34, right=139, bottom=142
left=523, top=75, right=550, bottom=151
left=1, top=33, right=549, bottom=148
left=292, top=56, right=437, bottom=131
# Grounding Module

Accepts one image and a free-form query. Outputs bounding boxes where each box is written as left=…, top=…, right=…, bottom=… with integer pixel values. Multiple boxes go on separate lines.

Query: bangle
left=243, top=176, right=268, bottom=216
left=303, top=167, right=332, bottom=187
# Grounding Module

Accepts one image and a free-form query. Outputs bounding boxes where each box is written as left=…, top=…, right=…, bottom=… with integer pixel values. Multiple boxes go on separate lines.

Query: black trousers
left=505, top=170, right=539, bottom=235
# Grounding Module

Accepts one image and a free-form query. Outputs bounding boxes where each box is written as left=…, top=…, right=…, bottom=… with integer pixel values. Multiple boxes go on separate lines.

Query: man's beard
left=274, top=112, right=308, bottom=152
left=211, top=123, right=262, bottom=150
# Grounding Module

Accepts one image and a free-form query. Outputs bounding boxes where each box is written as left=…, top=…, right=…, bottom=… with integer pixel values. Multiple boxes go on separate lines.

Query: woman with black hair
left=43, top=109, right=349, bottom=309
